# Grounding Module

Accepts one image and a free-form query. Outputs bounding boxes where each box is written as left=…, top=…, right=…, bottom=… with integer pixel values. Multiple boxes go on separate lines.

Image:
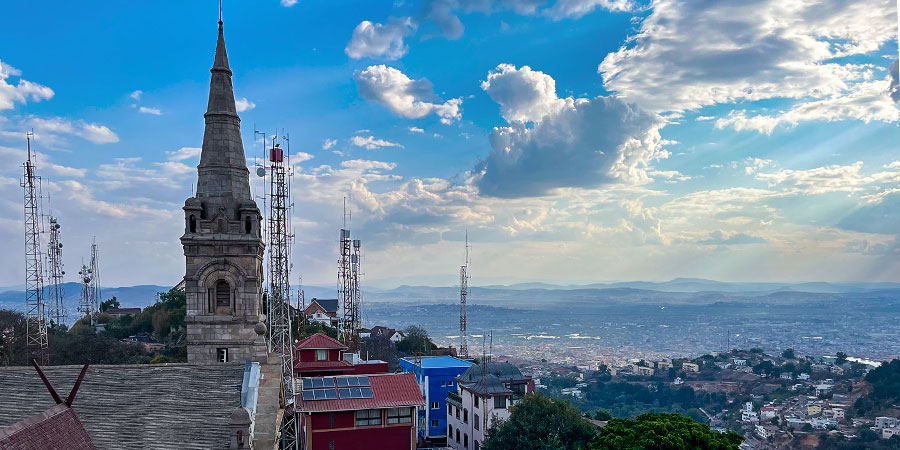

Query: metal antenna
left=22, top=131, right=49, bottom=365
left=218, top=0, right=223, bottom=23
left=459, top=231, right=471, bottom=359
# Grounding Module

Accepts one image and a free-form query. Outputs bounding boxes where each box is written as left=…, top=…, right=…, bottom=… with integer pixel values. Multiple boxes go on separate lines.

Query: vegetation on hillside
left=854, top=359, right=900, bottom=414
left=482, top=393, right=598, bottom=450
left=590, top=413, right=743, bottom=450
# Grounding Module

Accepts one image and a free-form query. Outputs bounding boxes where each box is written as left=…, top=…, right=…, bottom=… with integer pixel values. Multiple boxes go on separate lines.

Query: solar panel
left=302, top=379, right=313, bottom=389
left=322, top=378, right=335, bottom=388
left=302, top=391, right=315, bottom=401
left=337, top=377, right=350, bottom=387
left=324, top=389, right=337, bottom=399
left=357, top=376, right=370, bottom=387
left=339, top=388, right=351, bottom=398
left=360, top=388, right=373, bottom=398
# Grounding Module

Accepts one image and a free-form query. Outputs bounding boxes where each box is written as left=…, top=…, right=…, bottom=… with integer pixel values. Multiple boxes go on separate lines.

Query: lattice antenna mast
left=77, top=260, right=92, bottom=323
left=22, top=131, right=49, bottom=365
left=47, top=217, right=66, bottom=326
left=350, top=235, right=362, bottom=348
left=338, top=197, right=355, bottom=347
left=263, top=132, right=298, bottom=450
left=459, top=231, right=471, bottom=359
left=90, top=238, right=100, bottom=324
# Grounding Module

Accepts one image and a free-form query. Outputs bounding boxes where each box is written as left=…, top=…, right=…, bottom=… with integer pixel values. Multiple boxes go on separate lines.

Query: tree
left=836, top=352, right=848, bottom=365
left=594, top=410, right=613, bottom=421
left=482, top=393, right=597, bottom=450
left=589, top=413, right=743, bottom=450
left=358, top=335, right=400, bottom=371
left=395, top=325, right=437, bottom=356
left=782, top=348, right=795, bottom=359
left=99, top=296, right=120, bottom=312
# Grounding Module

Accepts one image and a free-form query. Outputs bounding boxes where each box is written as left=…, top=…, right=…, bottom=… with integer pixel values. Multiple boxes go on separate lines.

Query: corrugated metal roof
left=294, top=360, right=353, bottom=371
left=296, top=373, right=424, bottom=413
left=295, top=333, right=347, bottom=350
left=401, top=356, right=472, bottom=369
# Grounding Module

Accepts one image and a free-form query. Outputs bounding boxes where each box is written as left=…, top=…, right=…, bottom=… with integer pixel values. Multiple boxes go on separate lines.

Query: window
left=215, top=280, right=230, bottom=308
left=329, top=442, right=334, bottom=450
left=388, top=407, right=413, bottom=424
left=245, top=217, right=252, bottom=234
left=449, top=424, right=453, bottom=437
left=456, top=407, right=460, bottom=420
left=432, top=401, right=439, bottom=409
left=464, top=433, right=468, bottom=448
left=494, top=396, right=507, bottom=409
left=463, top=409, right=468, bottom=423
left=475, top=440, right=480, bottom=450
left=431, top=419, right=439, bottom=428
left=474, top=396, right=479, bottom=408
left=474, top=414, right=480, bottom=430
left=329, top=412, right=334, bottom=428
left=217, top=348, right=228, bottom=363
left=355, top=409, right=381, bottom=427
left=189, top=215, right=196, bottom=233
left=448, top=381, right=453, bottom=386
left=441, top=381, right=446, bottom=386
left=316, top=349, right=328, bottom=361
left=456, top=429, right=460, bottom=443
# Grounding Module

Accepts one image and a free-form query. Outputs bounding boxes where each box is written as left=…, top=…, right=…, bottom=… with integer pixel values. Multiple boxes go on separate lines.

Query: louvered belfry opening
left=215, top=280, right=230, bottom=308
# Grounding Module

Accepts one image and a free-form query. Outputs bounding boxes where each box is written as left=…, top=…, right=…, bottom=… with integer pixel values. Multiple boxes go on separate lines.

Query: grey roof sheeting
left=0, top=363, right=246, bottom=450
left=310, top=298, right=339, bottom=313
left=459, top=362, right=524, bottom=383
left=465, top=374, right=514, bottom=396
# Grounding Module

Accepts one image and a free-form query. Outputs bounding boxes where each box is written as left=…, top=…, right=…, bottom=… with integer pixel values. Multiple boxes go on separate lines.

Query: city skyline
left=0, top=0, right=899, bottom=288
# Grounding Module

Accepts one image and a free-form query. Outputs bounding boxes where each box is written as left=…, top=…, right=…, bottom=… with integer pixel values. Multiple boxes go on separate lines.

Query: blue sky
left=0, top=0, right=898, bottom=288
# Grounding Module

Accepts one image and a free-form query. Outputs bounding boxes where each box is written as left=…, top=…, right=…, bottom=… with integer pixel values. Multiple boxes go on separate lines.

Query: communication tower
left=262, top=133, right=298, bottom=450
left=47, top=217, right=66, bottom=325
left=338, top=198, right=362, bottom=349
left=21, top=131, right=49, bottom=365
left=459, top=232, right=471, bottom=359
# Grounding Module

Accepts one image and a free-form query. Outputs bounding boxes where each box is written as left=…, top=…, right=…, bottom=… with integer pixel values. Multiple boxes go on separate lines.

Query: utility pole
left=459, top=232, right=471, bottom=359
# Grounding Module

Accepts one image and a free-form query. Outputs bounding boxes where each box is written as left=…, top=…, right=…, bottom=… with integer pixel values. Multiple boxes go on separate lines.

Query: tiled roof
left=294, top=360, right=353, bottom=371
left=0, top=363, right=246, bottom=450
left=0, top=404, right=95, bottom=450
left=296, top=333, right=347, bottom=350
left=295, top=373, right=424, bottom=413
left=309, top=299, right=339, bottom=313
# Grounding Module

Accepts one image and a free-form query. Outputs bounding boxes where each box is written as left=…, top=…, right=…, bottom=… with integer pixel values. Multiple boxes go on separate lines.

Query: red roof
left=294, top=360, right=353, bottom=371
left=295, top=373, right=424, bottom=413
left=295, top=333, right=347, bottom=350
left=0, top=404, right=95, bottom=450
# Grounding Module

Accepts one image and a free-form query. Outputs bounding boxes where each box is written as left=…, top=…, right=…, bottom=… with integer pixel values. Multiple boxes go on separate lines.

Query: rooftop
left=0, top=363, right=247, bottom=450
left=402, top=356, right=473, bottom=369
left=295, top=372, right=424, bottom=413
left=0, top=403, right=95, bottom=450
left=296, top=333, right=347, bottom=350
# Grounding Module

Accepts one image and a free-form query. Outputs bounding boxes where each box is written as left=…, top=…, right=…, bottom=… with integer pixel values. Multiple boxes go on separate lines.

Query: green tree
left=836, top=352, right=848, bottom=365
left=395, top=325, right=437, bottom=356
left=99, top=296, right=120, bottom=312
left=782, top=348, right=795, bottom=359
left=594, top=410, right=613, bottom=421
left=589, top=413, right=743, bottom=450
left=483, top=393, right=597, bottom=450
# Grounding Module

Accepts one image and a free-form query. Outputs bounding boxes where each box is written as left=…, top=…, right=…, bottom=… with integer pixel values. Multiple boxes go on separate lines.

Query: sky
left=0, top=0, right=899, bottom=288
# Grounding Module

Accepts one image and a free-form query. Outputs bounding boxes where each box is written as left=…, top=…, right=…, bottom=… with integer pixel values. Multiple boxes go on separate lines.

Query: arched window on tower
left=189, top=215, right=197, bottom=233
left=216, top=280, right=230, bottom=308
left=245, top=216, right=252, bottom=234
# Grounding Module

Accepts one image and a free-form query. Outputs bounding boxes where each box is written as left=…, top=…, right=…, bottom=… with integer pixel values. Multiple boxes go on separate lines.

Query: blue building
left=399, top=355, right=472, bottom=441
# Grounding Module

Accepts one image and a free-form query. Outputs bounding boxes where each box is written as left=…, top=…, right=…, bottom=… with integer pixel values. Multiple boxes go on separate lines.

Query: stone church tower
left=182, top=19, right=267, bottom=364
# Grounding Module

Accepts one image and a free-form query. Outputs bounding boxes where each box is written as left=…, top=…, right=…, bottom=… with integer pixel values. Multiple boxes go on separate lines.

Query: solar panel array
left=301, top=376, right=372, bottom=401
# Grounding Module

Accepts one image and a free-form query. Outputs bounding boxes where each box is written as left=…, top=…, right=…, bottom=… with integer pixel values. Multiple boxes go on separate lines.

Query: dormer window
left=316, top=349, right=328, bottom=361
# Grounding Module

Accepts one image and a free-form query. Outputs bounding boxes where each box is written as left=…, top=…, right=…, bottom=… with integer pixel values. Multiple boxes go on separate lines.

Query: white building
left=447, top=361, right=533, bottom=450
left=682, top=362, right=700, bottom=373
left=875, top=417, right=900, bottom=430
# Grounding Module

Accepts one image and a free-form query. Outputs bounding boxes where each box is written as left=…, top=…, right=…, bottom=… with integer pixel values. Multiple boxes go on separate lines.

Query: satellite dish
left=256, top=167, right=266, bottom=177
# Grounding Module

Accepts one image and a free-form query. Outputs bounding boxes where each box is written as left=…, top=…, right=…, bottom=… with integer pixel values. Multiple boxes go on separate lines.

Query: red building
left=294, top=333, right=389, bottom=378
left=296, top=372, right=424, bottom=450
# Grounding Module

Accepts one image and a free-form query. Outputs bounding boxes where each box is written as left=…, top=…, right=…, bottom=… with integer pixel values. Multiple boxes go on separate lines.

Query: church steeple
left=195, top=18, right=251, bottom=208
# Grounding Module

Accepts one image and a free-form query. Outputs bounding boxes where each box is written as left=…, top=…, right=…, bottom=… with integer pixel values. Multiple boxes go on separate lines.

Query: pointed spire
left=195, top=18, right=251, bottom=207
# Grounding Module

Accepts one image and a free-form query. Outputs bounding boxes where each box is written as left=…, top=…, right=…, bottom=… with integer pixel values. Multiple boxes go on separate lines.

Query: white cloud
left=756, top=162, right=874, bottom=195
left=354, top=65, right=462, bottom=124
left=716, top=78, right=900, bottom=134
left=408, top=127, right=424, bottom=133
left=890, top=59, right=899, bottom=102
left=129, top=90, right=142, bottom=101
left=475, top=64, right=666, bottom=197
left=345, top=18, right=416, bottom=60
left=598, top=0, right=898, bottom=114
left=235, top=97, right=256, bottom=112
left=322, top=138, right=337, bottom=150
left=545, top=0, right=632, bottom=19
left=165, top=147, right=201, bottom=161
left=350, top=135, right=404, bottom=150
left=27, top=117, right=119, bottom=144
left=138, top=106, right=162, bottom=115
left=281, top=0, right=298, bottom=6
left=0, top=59, right=54, bottom=110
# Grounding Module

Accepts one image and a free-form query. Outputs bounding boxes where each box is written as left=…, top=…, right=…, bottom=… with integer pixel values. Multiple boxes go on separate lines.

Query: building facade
left=446, top=362, right=533, bottom=450
left=182, top=19, right=267, bottom=364
left=399, top=356, right=472, bottom=442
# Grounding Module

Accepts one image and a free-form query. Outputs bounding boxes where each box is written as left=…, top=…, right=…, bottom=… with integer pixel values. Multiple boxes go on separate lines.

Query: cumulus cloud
left=716, top=78, right=900, bottom=134
left=599, top=0, right=898, bottom=114
left=345, top=18, right=416, bottom=60
left=837, top=192, right=900, bottom=235
left=475, top=64, right=666, bottom=197
left=545, top=0, right=632, bottom=19
left=322, top=138, right=337, bottom=150
left=408, top=127, right=424, bottom=133
left=164, top=147, right=201, bottom=161
left=138, top=106, right=162, bottom=115
left=27, top=117, right=119, bottom=144
left=281, top=0, right=298, bottom=6
left=755, top=161, right=900, bottom=195
left=354, top=65, right=462, bottom=124
left=0, top=59, right=54, bottom=110
left=890, top=59, right=899, bottom=103
left=129, top=90, right=142, bottom=101
left=350, top=135, right=403, bottom=150
left=235, top=97, right=255, bottom=112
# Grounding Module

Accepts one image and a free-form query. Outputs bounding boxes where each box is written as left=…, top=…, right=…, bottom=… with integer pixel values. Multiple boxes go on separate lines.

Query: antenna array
left=459, top=232, right=471, bottom=359
left=47, top=217, right=66, bottom=325
left=22, top=132, right=49, bottom=365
